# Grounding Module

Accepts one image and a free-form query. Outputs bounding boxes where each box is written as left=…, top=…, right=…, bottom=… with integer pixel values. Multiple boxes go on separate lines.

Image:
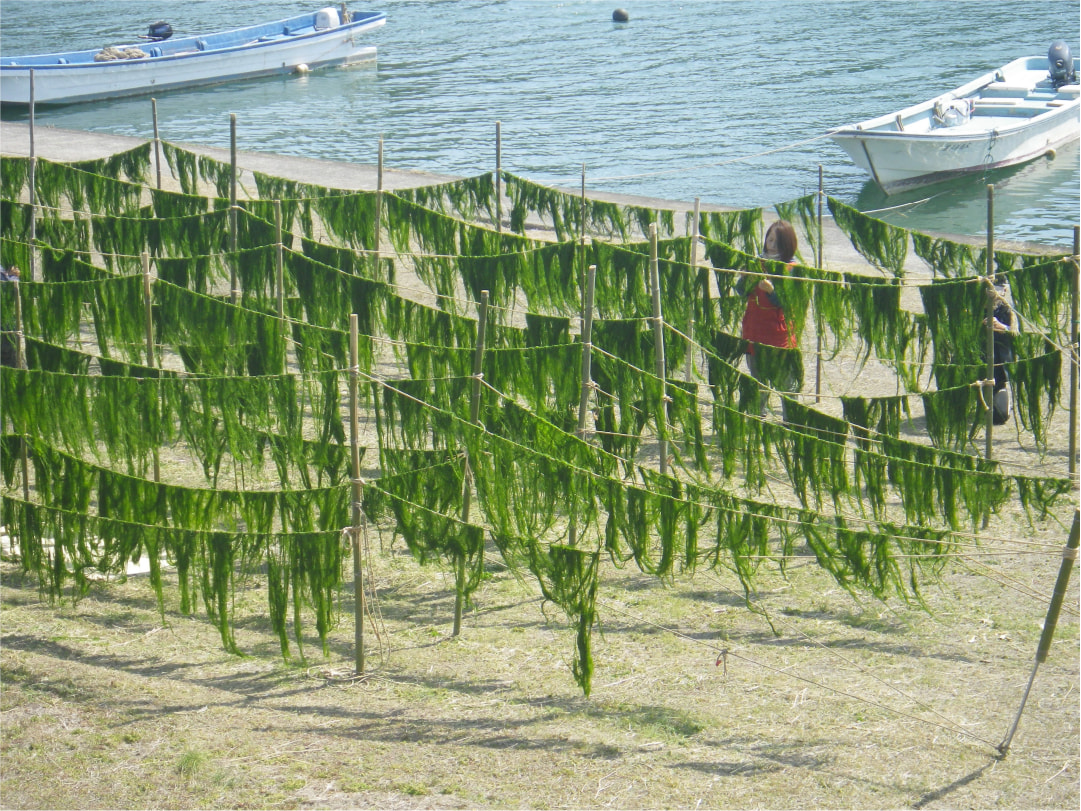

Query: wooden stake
left=998, top=509, right=1080, bottom=757
left=375, top=136, right=383, bottom=267
left=142, top=252, right=161, bottom=484
left=14, top=278, right=29, bottom=502
left=579, top=164, right=587, bottom=295
left=1070, top=225, right=1079, bottom=477
left=568, top=265, right=597, bottom=548
left=275, top=201, right=285, bottom=320
left=816, top=165, right=824, bottom=403
left=686, top=198, right=699, bottom=384
left=142, top=252, right=155, bottom=368
left=349, top=314, right=365, bottom=674
left=650, top=224, right=668, bottom=477
left=229, top=114, right=238, bottom=305
left=576, top=265, right=597, bottom=438
left=275, top=200, right=287, bottom=375
left=454, top=290, right=489, bottom=637
left=984, top=185, right=995, bottom=461
left=495, top=122, right=502, bottom=234
left=28, top=70, right=36, bottom=283
left=152, top=98, right=162, bottom=190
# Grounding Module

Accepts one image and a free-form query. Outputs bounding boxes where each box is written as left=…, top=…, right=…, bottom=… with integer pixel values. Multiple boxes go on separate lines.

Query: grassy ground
left=2, top=504, right=1077, bottom=810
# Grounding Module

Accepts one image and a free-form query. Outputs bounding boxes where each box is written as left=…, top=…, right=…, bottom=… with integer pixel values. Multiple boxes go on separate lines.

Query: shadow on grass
left=913, top=760, right=996, bottom=809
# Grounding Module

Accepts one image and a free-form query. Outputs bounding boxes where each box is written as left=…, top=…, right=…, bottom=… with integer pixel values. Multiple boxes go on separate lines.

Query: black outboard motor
left=1047, top=40, right=1077, bottom=88
left=147, top=21, right=173, bottom=41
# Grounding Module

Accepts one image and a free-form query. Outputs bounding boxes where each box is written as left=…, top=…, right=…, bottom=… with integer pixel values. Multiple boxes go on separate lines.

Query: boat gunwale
left=0, top=10, right=386, bottom=70
left=828, top=55, right=1081, bottom=140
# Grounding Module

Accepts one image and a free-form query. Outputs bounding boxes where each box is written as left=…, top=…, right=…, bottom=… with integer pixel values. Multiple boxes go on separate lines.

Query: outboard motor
left=1047, top=40, right=1077, bottom=88
left=146, top=21, right=173, bottom=41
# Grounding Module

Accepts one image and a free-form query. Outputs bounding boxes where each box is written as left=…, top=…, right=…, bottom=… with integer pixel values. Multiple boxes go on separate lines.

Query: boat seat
left=1057, top=84, right=1080, bottom=98
left=196, top=39, right=208, bottom=51
left=982, top=83, right=1030, bottom=98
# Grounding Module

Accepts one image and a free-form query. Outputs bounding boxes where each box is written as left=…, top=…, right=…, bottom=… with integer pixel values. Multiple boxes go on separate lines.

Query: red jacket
left=742, top=282, right=795, bottom=353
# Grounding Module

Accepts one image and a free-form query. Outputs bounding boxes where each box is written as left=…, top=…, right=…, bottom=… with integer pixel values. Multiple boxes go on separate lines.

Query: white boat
left=0, top=7, right=386, bottom=106
left=828, top=49, right=1081, bottom=193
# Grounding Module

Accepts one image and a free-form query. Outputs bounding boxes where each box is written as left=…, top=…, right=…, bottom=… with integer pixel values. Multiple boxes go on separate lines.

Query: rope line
left=597, top=596, right=1003, bottom=751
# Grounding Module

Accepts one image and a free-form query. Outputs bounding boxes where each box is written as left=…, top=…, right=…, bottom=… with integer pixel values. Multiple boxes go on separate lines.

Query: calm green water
left=2, top=0, right=1079, bottom=246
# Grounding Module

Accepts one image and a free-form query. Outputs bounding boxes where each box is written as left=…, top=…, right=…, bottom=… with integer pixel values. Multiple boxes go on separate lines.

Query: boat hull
left=828, top=56, right=1081, bottom=193
left=0, top=10, right=386, bottom=106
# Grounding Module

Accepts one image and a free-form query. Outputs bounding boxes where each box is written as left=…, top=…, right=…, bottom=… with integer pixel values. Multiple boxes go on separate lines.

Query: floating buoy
left=1044, top=148, right=1057, bottom=159
left=612, top=8, right=630, bottom=23
left=295, top=63, right=310, bottom=74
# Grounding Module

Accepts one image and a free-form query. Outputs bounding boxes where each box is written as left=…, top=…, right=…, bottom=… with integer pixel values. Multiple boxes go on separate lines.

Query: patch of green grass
left=176, top=749, right=207, bottom=779
left=398, top=782, right=430, bottom=796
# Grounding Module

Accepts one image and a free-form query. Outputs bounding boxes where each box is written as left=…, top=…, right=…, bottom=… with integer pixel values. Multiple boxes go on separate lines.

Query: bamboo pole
left=686, top=198, right=700, bottom=384
left=28, top=70, right=36, bottom=283
left=568, top=265, right=597, bottom=549
left=579, top=164, right=587, bottom=296
left=374, top=136, right=383, bottom=268
left=229, top=114, right=238, bottom=305
left=1070, top=226, right=1079, bottom=477
left=275, top=200, right=287, bottom=375
left=14, top=278, right=29, bottom=502
left=152, top=98, right=162, bottom=190
left=12, top=279, right=25, bottom=373
left=984, top=185, right=995, bottom=461
left=998, top=509, right=1080, bottom=757
left=495, top=122, right=502, bottom=234
left=275, top=201, right=285, bottom=320
left=142, top=252, right=155, bottom=369
left=649, top=224, right=668, bottom=477
left=142, top=252, right=161, bottom=484
left=349, top=314, right=365, bottom=674
left=454, top=290, right=489, bottom=637
left=815, top=165, right=824, bottom=403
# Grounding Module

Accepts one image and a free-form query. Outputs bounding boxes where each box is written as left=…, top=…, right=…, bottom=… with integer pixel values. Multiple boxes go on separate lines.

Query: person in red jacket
left=735, top=220, right=801, bottom=415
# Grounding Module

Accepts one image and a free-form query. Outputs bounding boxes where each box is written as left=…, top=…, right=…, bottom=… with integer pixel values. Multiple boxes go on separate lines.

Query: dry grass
left=2, top=499, right=1077, bottom=809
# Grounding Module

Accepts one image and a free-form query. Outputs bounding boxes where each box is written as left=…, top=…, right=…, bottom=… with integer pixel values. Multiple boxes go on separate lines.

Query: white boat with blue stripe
left=828, top=44, right=1081, bottom=193
left=0, top=6, right=386, bottom=107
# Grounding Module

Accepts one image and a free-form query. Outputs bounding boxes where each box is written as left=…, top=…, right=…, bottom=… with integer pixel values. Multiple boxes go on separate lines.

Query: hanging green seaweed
left=1007, top=259, right=1074, bottom=344
left=363, top=466, right=486, bottom=606
left=396, top=174, right=498, bottom=226
left=71, top=144, right=153, bottom=186
left=778, top=398, right=850, bottom=511
left=841, top=396, right=903, bottom=519
left=528, top=541, right=600, bottom=695
left=828, top=197, right=908, bottom=277
left=697, top=207, right=763, bottom=256
left=0, top=156, right=30, bottom=202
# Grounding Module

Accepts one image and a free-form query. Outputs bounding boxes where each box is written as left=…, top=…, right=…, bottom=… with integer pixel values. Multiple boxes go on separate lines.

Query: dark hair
left=764, top=220, right=798, bottom=264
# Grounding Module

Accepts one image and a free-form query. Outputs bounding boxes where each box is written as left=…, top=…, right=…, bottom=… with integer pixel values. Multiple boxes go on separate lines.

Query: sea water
left=2, top=0, right=1078, bottom=247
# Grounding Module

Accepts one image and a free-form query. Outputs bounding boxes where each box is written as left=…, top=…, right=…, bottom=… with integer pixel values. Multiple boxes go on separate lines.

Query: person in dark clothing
left=985, top=278, right=1016, bottom=426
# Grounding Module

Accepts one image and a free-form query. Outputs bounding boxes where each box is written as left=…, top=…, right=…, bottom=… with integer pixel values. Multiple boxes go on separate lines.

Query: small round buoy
left=296, top=63, right=310, bottom=74
left=1044, top=148, right=1057, bottom=159
left=612, top=9, right=630, bottom=23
